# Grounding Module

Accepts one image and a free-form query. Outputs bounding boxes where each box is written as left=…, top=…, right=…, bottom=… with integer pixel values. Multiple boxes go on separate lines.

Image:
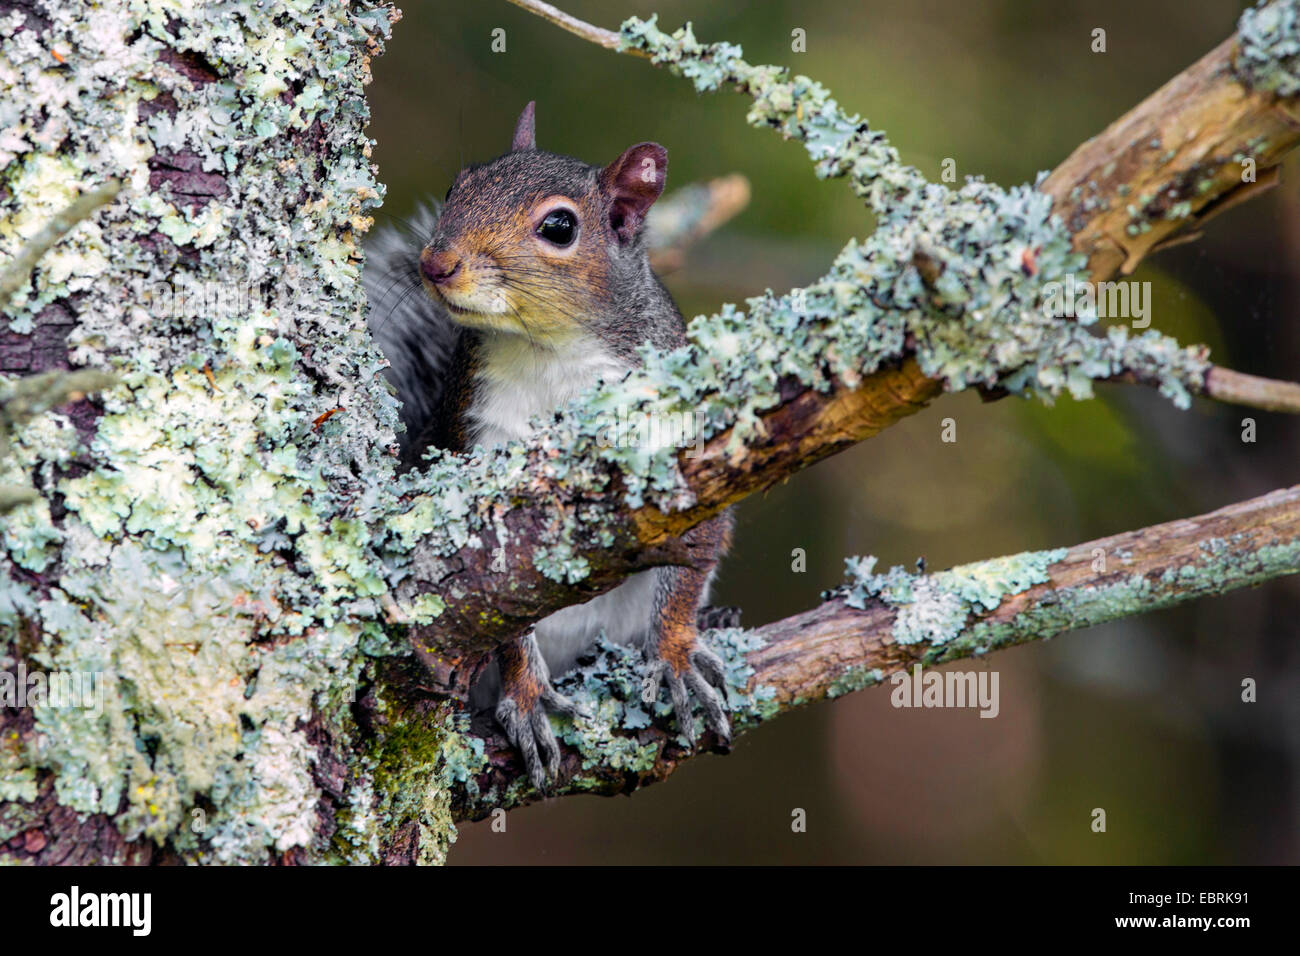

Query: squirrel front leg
left=496, top=514, right=734, bottom=786
left=645, top=514, right=734, bottom=745
left=495, top=629, right=584, bottom=790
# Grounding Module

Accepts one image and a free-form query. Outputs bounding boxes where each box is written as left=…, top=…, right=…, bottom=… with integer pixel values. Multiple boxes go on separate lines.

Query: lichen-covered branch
left=505, top=0, right=631, bottom=53
left=0, top=178, right=120, bottom=306
left=456, top=484, right=1300, bottom=817
left=0, top=369, right=113, bottom=513
left=397, top=1, right=1300, bottom=679
left=1043, top=2, right=1300, bottom=276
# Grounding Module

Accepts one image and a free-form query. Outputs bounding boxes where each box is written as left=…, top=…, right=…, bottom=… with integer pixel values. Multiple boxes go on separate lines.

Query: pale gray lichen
left=951, top=535, right=1300, bottom=660
left=1236, top=0, right=1300, bottom=97
left=541, top=626, right=777, bottom=784
left=840, top=548, right=1068, bottom=649
left=827, top=665, right=885, bottom=700
left=0, top=0, right=435, bottom=863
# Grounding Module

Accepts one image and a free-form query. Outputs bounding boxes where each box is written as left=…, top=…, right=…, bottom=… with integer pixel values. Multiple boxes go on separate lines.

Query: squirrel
left=365, top=103, right=737, bottom=787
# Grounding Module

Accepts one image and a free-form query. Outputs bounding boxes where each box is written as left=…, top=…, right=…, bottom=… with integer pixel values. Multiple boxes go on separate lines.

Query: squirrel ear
left=599, top=142, right=667, bottom=243
left=511, top=101, right=536, bottom=151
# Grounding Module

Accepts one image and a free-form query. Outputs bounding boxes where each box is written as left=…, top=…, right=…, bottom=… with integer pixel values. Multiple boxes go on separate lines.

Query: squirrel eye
left=536, top=208, right=577, bottom=247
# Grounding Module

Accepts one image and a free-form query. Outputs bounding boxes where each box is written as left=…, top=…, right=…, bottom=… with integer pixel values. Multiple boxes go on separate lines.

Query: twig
left=0, top=368, right=115, bottom=514
left=0, top=368, right=117, bottom=428
left=0, top=178, right=122, bottom=308
left=1203, top=366, right=1300, bottom=413
left=504, top=0, right=638, bottom=54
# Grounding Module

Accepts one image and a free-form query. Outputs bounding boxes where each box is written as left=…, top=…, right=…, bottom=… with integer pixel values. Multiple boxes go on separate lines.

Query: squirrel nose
left=420, top=249, right=461, bottom=286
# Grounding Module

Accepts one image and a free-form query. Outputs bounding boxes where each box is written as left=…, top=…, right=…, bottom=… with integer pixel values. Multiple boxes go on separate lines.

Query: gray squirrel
left=365, top=103, right=737, bottom=787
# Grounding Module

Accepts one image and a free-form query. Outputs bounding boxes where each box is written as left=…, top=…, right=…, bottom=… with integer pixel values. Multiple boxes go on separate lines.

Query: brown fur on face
left=416, top=115, right=671, bottom=354
left=419, top=170, right=614, bottom=344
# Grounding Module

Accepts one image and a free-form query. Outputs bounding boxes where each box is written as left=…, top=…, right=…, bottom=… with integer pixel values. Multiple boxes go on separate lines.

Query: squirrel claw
left=647, top=643, right=732, bottom=747
left=697, top=604, right=742, bottom=630
left=496, top=685, right=584, bottom=791
left=541, top=683, right=590, bottom=721
left=495, top=631, right=588, bottom=790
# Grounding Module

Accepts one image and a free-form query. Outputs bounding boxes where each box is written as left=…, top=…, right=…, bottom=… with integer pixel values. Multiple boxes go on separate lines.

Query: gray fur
left=363, top=202, right=460, bottom=459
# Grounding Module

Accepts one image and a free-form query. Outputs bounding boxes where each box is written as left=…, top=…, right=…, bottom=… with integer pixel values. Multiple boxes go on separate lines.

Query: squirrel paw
left=495, top=680, right=585, bottom=791
left=646, top=640, right=732, bottom=748
left=495, top=631, right=588, bottom=790
left=697, top=604, right=742, bottom=630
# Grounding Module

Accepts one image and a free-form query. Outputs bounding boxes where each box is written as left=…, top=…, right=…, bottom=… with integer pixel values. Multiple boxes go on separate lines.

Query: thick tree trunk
left=0, top=0, right=457, bottom=865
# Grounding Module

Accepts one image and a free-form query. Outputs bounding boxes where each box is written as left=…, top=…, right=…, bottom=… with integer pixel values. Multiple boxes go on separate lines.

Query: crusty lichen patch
left=840, top=549, right=1067, bottom=651
left=458, top=627, right=773, bottom=815
left=1236, top=0, right=1300, bottom=97
left=0, top=0, right=430, bottom=863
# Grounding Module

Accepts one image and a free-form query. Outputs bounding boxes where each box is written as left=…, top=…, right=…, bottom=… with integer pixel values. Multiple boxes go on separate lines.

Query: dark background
left=367, top=0, right=1300, bottom=863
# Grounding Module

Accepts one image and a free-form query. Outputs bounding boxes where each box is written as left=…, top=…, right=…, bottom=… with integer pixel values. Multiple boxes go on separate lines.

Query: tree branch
left=1041, top=30, right=1300, bottom=277
left=504, top=0, right=637, bottom=53
left=456, top=483, right=1300, bottom=818
left=399, top=1, right=1300, bottom=686
left=0, top=369, right=115, bottom=513
left=1203, top=365, right=1300, bottom=413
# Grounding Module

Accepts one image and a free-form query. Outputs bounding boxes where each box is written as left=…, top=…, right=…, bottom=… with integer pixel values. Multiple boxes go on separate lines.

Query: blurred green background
left=368, top=0, right=1300, bottom=863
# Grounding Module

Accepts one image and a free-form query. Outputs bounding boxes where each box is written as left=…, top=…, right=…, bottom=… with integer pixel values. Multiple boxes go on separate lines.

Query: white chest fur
left=466, top=332, right=630, bottom=449
left=462, top=331, right=675, bottom=686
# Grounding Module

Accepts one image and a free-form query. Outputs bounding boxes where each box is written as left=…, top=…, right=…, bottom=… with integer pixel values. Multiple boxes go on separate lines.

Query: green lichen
left=0, top=0, right=407, bottom=863
left=360, top=691, right=480, bottom=867
left=839, top=548, right=1068, bottom=650
left=945, top=536, right=1300, bottom=661
left=827, top=665, right=885, bottom=700
left=1236, top=0, right=1300, bottom=97
left=543, top=627, right=777, bottom=777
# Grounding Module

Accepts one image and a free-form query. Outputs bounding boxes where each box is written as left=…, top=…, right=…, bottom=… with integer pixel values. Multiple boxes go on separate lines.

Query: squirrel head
left=418, top=102, right=668, bottom=344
